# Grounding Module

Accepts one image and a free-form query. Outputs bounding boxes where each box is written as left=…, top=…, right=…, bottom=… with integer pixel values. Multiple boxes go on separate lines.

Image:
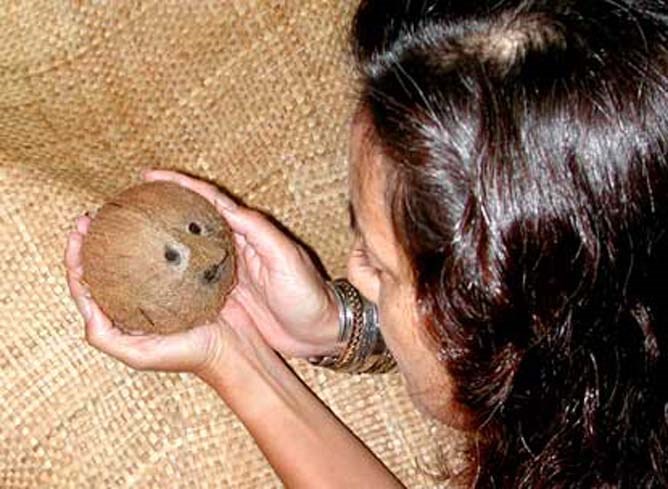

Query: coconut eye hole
left=188, top=222, right=202, bottom=235
left=164, top=245, right=181, bottom=265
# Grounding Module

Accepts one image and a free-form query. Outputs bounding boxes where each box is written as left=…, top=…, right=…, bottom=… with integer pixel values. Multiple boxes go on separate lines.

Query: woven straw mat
left=0, top=1, right=469, bottom=487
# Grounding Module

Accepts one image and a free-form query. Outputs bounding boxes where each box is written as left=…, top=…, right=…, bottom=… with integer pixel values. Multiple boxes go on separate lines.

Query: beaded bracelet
left=307, top=279, right=397, bottom=374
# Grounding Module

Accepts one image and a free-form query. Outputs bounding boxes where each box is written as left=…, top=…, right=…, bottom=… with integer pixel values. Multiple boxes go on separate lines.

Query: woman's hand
left=65, top=210, right=403, bottom=489
left=141, top=169, right=340, bottom=358
left=65, top=215, right=230, bottom=378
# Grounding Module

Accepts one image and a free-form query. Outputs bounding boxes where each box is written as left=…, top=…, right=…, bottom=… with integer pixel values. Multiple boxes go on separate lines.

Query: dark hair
left=350, top=1, right=668, bottom=487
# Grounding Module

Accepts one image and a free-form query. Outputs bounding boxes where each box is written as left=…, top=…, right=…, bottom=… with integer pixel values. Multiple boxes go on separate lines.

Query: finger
left=76, top=215, right=92, bottom=234
left=224, top=208, right=302, bottom=265
left=65, top=237, right=88, bottom=296
left=142, top=170, right=302, bottom=269
left=83, top=300, right=128, bottom=353
left=67, top=271, right=93, bottom=322
left=64, top=231, right=85, bottom=279
left=66, top=269, right=91, bottom=302
left=141, top=169, right=238, bottom=212
left=65, top=228, right=98, bottom=321
left=142, top=170, right=296, bottom=258
left=87, top=315, right=210, bottom=372
left=82, top=299, right=165, bottom=366
left=232, top=235, right=258, bottom=285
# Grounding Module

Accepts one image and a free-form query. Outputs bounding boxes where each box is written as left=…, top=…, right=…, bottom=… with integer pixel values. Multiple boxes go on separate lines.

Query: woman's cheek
left=377, top=280, right=403, bottom=349
left=380, top=279, right=422, bottom=350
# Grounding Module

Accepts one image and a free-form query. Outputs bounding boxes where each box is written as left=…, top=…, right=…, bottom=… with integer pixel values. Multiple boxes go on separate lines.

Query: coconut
left=81, top=181, right=236, bottom=334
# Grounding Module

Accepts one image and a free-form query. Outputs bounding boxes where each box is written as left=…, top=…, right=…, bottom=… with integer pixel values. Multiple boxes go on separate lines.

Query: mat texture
left=0, top=1, right=468, bottom=487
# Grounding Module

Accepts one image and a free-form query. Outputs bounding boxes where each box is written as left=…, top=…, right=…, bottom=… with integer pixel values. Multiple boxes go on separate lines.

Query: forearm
left=200, top=326, right=404, bottom=489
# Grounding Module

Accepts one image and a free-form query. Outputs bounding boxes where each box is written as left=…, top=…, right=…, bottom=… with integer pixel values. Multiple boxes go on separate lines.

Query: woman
left=65, top=0, right=668, bottom=487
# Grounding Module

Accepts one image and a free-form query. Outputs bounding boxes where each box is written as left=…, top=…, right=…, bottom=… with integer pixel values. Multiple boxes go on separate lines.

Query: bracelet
left=307, top=279, right=397, bottom=374
left=328, top=277, right=354, bottom=344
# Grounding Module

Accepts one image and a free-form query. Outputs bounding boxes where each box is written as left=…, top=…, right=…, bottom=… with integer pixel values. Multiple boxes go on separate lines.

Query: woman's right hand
left=142, top=169, right=341, bottom=358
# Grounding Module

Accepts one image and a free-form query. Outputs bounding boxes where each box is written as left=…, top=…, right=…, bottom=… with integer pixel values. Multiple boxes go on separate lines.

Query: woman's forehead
left=349, top=120, right=395, bottom=231
left=349, top=115, right=383, bottom=196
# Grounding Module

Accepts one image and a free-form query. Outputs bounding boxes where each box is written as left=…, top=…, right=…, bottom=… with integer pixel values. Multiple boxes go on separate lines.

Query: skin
left=65, top=173, right=403, bottom=488
left=346, top=113, right=466, bottom=427
left=64, top=111, right=464, bottom=485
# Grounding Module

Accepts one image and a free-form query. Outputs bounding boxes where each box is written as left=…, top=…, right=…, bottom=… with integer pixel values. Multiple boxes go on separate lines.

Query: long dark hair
left=350, top=1, right=668, bottom=487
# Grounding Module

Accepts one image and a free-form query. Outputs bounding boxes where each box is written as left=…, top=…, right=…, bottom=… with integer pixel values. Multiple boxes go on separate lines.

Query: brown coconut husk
left=81, top=181, right=236, bottom=334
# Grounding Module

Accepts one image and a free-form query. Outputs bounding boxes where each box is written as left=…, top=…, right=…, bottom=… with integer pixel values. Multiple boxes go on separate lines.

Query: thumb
left=142, top=169, right=239, bottom=213
left=225, top=208, right=303, bottom=266
left=142, top=169, right=298, bottom=262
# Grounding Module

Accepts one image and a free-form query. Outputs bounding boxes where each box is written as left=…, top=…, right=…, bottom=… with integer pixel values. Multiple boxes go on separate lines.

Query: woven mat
left=0, top=2, right=468, bottom=487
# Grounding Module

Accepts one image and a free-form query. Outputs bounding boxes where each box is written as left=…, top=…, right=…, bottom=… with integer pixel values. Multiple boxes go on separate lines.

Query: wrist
left=302, top=281, right=345, bottom=358
left=200, top=320, right=403, bottom=489
left=322, top=282, right=346, bottom=351
left=196, top=321, right=288, bottom=408
left=307, top=279, right=397, bottom=374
